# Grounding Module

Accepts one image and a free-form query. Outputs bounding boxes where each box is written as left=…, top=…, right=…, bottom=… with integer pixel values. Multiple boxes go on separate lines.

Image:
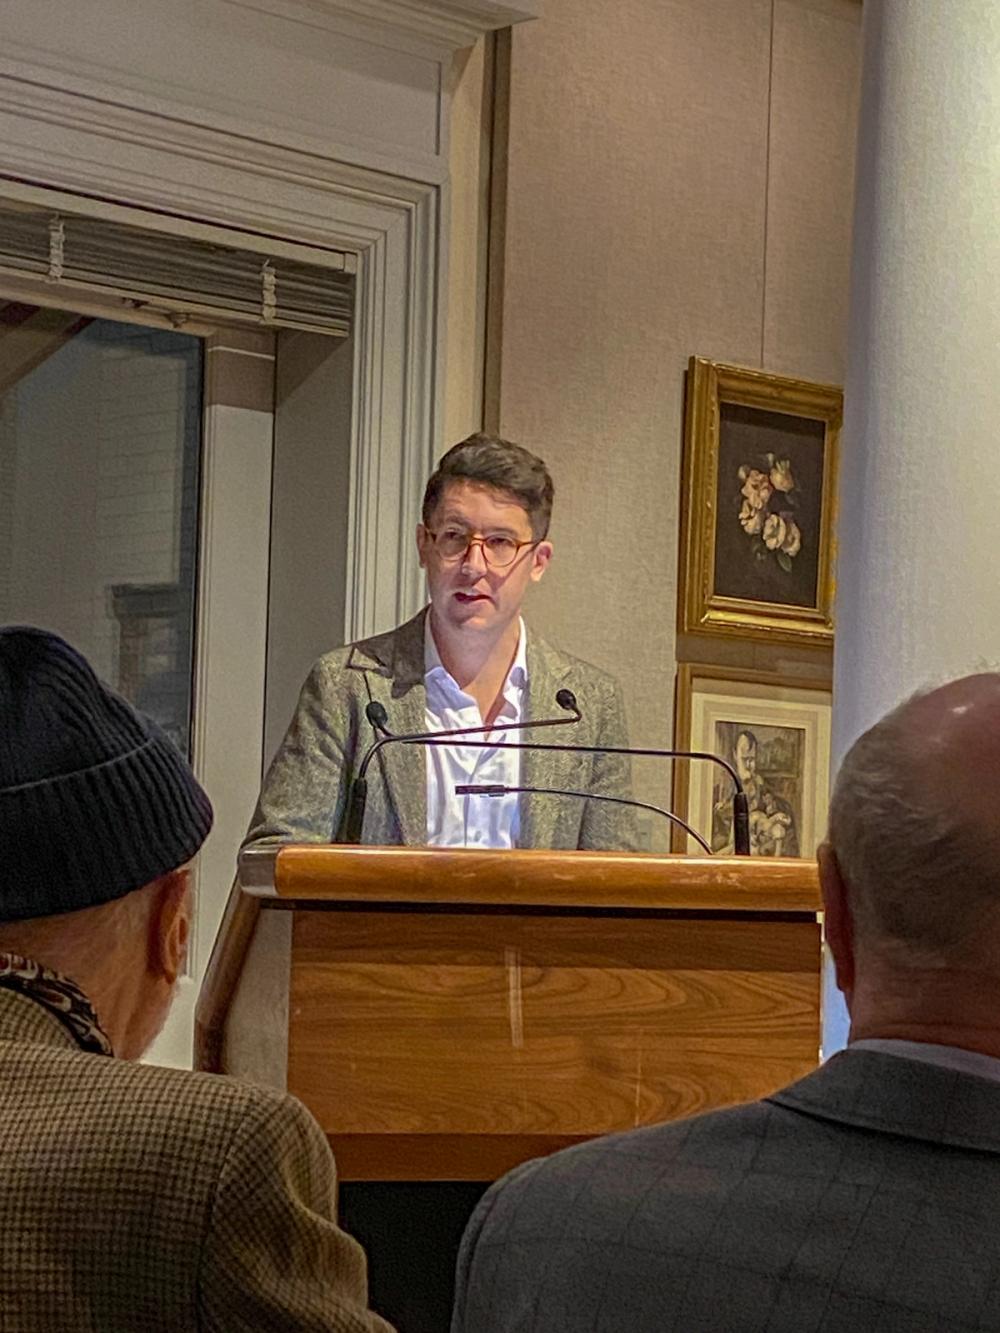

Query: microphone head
left=365, top=700, right=389, bottom=731
left=555, top=687, right=578, bottom=713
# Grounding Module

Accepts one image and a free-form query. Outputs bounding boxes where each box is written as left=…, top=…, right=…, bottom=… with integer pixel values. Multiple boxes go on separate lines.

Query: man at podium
left=247, top=433, right=640, bottom=853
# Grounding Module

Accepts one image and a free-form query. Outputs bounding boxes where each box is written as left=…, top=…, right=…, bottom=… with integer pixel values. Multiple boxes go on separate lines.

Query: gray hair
left=828, top=688, right=1000, bottom=965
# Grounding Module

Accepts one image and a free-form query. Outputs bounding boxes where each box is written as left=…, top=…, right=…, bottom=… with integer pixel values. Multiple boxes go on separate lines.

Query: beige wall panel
left=763, top=0, right=861, bottom=382
left=495, top=0, right=774, bottom=835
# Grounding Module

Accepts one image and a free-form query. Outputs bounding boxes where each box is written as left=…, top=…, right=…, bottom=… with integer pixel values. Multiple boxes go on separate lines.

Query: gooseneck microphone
left=364, top=699, right=391, bottom=738
left=445, top=739, right=748, bottom=854
left=366, top=731, right=748, bottom=855
left=366, top=691, right=579, bottom=743
left=455, top=783, right=714, bottom=855
left=341, top=691, right=582, bottom=843
left=345, top=696, right=750, bottom=853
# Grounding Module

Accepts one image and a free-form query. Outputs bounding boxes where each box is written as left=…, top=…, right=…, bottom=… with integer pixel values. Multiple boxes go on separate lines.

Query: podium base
left=339, top=1180, right=490, bottom=1332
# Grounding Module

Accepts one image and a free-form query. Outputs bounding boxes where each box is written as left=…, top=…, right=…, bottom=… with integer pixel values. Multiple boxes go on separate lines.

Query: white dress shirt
left=424, top=617, right=527, bottom=847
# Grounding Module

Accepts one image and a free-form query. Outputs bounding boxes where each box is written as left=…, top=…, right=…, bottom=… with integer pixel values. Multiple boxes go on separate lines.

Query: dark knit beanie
left=0, top=626, right=213, bottom=922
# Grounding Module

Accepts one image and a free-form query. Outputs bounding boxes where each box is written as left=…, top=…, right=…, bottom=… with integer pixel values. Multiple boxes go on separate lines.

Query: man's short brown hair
left=421, top=433, right=554, bottom=541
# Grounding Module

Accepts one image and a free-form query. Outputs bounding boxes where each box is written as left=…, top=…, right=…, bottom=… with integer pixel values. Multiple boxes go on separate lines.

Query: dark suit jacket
left=246, top=608, right=639, bottom=851
left=0, top=988, right=392, bottom=1332
left=453, top=1049, right=1000, bottom=1332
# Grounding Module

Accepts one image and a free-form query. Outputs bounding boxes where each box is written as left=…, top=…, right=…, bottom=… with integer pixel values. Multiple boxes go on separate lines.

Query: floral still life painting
left=714, top=401, right=825, bottom=612
left=738, top=456, right=800, bottom=572
left=679, top=358, right=841, bottom=643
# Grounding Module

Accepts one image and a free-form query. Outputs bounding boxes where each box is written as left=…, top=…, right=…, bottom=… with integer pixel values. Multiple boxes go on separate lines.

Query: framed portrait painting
left=679, top=357, right=841, bottom=644
left=673, top=664, right=832, bottom=858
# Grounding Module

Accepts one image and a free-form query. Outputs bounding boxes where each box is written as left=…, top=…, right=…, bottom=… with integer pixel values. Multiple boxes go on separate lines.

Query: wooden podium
left=196, top=846, right=822, bottom=1183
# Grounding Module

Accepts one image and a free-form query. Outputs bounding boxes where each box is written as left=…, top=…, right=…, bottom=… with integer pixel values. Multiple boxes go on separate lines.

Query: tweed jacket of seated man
left=0, top=985, right=392, bottom=1332
left=0, top=625, right=391, bottom=1333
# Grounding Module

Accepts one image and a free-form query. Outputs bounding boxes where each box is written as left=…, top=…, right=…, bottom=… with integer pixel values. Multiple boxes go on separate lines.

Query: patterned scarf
left=0, top=952, right=114, bottom=1056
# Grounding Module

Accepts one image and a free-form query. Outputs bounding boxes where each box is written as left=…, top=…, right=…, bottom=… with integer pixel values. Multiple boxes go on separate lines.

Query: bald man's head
left=828, top=673, right=1000, bottom=968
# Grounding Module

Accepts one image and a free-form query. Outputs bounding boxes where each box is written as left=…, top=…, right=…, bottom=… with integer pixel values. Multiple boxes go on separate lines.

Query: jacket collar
left=346, top=608, right=427, bottom=695
left=345, top=611, right=428, bottom=843
left=0, top=985, right=81, bottom=1053
left=351, top=608, right=571, bottom=692
left=769, top=1047, right=1000, bottom=1155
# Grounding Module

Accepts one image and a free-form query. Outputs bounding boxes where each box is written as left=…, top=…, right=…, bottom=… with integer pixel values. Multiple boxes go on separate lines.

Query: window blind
left=0, top=200, right=353, bottom=337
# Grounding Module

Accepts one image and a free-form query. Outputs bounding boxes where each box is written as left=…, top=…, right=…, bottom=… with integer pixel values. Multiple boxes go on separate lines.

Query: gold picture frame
left=679, top=356, right=842, bottom=644
left=673, top=663, right=832, bottom=858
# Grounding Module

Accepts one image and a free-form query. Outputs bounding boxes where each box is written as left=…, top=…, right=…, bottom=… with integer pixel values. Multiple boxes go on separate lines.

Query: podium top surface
left=239, top=844, right=820, bottom=914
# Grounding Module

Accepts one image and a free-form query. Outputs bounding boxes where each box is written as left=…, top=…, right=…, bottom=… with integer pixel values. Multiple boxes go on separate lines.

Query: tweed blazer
left=453, top=1048, right=1000, bottom=1332
left=246, top=609, right=640, bottom=852
left=0, top=988, right=392, bottom=1332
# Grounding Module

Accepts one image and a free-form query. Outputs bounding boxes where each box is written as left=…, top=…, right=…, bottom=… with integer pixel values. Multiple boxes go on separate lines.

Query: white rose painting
left=737, top=459, right=803, bottom=573
left=680, top=357, right=840, bottom=643
left=711, top=401, right=826, bottom=612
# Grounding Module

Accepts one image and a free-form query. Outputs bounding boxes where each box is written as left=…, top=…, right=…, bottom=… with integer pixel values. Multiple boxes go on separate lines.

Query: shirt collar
left=424, top=615, right=529, bottom=689
left=509, top=621, right=528, bottom=688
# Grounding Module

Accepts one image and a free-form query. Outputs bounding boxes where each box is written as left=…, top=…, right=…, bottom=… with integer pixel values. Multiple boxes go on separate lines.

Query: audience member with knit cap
left=0, top=626, right=392, bottom=1333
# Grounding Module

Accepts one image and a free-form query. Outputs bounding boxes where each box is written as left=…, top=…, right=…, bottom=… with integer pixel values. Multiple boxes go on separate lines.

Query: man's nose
left=460, top=538, right=490, bottom=574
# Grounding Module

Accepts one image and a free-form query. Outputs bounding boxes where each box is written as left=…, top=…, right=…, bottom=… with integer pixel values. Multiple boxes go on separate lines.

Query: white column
left=827, top=0, right=1000, bottom=1051
left=835, top=0, right=1000, bottom=754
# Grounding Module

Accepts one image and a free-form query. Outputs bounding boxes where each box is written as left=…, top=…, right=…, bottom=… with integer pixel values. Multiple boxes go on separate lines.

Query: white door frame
left=0, top=76, right=443, bottom=1065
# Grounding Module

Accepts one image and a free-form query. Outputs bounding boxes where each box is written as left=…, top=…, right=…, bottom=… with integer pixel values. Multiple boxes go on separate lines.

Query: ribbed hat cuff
left=0, top=730, right=212, bottom=922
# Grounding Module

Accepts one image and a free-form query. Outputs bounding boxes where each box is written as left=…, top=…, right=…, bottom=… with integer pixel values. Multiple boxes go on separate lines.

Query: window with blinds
left=0, top=198, right=354, bottom=337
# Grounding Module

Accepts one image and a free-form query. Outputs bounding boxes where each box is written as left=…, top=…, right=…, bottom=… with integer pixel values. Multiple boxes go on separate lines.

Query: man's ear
left=818, top=841, right=855, bottom=1002
left=416, top=524, right=430, bottom=569
left=529, top=540, right=553, bottom=582
left=149, top=868, right=191, bottom=985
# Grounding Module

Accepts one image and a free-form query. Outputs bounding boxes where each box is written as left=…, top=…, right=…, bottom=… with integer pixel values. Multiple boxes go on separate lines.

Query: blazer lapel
left=359, top=610, right=428, bottom=845
left=519, top=630, right=572, bottom=849
left=382, top=687, right=426, bottom=845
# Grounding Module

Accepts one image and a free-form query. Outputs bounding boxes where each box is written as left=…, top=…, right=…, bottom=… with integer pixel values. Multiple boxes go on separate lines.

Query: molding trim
left=224, top=0, right=541, bottom=50
left=0, top=74, right=439, bottom=637
left=0, top=57, right=445, bottom=187
left=482, top=25, right=511, bottom=434
left=345, top=193, right=439, bottom=637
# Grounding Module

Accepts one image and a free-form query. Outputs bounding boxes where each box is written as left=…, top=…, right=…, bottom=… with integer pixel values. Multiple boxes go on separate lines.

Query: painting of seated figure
left=673, top=665, right=831, bottom=858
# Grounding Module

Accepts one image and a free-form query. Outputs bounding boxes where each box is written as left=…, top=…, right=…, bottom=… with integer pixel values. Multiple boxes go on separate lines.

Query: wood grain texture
left=328, top=1134, right=591, bottom=1182
left=273, top=846, right=820, bottom=912
left=288, top=909, right=820, bottom=1178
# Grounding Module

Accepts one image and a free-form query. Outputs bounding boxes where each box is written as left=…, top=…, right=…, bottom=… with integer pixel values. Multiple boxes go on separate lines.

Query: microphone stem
left=470, top=785, right=713, bottom=856
left=398, top=737, right=743, bottom=793
left=357, top=712, right=581, bottom=783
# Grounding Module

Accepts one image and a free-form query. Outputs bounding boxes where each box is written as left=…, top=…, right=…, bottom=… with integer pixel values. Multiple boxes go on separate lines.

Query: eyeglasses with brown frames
left=425, top=526, right=540, bottom=568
